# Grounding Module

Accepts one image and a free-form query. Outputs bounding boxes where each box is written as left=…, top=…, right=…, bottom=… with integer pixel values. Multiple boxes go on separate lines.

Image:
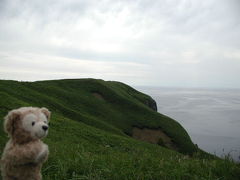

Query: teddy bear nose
left=42, top=125, right=48, bottom=131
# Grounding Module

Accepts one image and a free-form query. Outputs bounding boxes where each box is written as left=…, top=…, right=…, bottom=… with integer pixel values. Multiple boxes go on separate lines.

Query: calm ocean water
left=136, top=86, right=240, bottom=161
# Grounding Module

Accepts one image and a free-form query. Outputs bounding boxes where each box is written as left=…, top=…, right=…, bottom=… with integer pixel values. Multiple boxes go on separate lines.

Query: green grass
left=0, top=79, right=196, bottom=153
left=0, top=79, right=239, bottom=180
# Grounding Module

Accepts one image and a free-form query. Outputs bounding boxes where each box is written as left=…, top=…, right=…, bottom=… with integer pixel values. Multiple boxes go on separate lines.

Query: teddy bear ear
left=41, top=107, right=51, bottom=121
left=4, top=109, right=21, bottom=136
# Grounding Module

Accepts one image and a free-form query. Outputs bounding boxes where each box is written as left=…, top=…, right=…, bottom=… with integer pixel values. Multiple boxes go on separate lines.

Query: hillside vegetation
left=0, top=79, right=239, bottom=180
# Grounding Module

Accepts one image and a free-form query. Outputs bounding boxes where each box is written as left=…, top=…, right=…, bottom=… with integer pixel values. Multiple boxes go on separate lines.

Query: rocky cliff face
left=145, top=99, right=158, bottom=111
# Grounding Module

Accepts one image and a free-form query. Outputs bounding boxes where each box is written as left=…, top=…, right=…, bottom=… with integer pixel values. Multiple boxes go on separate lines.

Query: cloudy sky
left=0, top=0, right=240, bottom=88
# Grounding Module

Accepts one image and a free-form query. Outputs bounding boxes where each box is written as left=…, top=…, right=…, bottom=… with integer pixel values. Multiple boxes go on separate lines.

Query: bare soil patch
left=132, top=127, right=178, bottom=150
left=92, top=92, right=105, bottom=100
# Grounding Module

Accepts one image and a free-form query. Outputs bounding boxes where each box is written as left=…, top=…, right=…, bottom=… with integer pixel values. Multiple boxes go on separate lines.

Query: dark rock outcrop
left=145, top=99, right=157, bottom=111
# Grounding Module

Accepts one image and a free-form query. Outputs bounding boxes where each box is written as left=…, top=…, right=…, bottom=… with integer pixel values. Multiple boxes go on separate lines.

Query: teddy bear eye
left=32, top=122, right=35, bottom=126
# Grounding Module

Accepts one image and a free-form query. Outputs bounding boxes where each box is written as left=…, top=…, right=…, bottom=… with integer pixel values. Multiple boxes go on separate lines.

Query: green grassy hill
left=0, top=79, right=239, bottom=180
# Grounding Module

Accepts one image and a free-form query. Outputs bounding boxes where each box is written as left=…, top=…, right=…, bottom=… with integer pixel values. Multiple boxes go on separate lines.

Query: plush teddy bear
left=1, top=107, right=50, bottom=180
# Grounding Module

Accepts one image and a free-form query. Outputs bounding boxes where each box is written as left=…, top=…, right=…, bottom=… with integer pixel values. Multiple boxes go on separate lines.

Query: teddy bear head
left=4, top=107, right=51, bottom=144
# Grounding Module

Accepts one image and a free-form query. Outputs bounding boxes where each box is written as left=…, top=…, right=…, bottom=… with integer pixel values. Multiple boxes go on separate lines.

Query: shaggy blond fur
left=0, top=107, right=51, bottom=180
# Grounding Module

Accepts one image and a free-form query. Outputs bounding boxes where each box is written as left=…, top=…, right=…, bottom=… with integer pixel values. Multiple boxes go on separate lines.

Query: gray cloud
left=0, top=0, right=239, bottom=88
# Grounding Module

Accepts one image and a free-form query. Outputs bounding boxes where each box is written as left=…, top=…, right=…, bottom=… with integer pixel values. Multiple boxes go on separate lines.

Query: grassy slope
left=0, top=79, right=239, bottom=180
left=0, top=79, right=196, bottom=154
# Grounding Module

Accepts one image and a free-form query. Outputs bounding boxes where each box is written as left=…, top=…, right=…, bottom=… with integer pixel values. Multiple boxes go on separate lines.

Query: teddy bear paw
left=35, top=144, right=49, bottom=163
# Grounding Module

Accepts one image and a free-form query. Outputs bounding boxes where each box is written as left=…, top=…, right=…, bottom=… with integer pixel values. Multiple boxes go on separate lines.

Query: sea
left=135, top=86, right=240, bottom=162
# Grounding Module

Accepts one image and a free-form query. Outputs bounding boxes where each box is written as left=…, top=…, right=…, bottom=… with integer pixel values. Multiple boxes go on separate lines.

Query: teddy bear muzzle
left=42, top=125, right=48, bottom=131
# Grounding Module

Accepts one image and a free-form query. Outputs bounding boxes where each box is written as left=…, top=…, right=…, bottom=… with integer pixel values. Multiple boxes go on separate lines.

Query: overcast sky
left=0, top=0, right=240, bottom=88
